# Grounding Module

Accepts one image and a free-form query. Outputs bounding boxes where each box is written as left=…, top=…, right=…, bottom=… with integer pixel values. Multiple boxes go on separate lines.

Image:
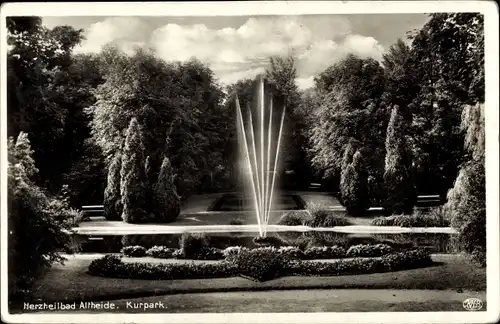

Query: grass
left=24, top=290, right=487, bottom=313
left=15, top=253, right=484, bottom=313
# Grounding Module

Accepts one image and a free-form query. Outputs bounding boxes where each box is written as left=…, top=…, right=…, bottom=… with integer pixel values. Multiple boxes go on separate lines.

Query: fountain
left=235, top=75, right=286, bottom=237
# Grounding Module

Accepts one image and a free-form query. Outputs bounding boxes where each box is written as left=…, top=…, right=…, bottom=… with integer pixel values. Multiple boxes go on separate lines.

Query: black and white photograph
left=1, top=1, right=499, bottom=323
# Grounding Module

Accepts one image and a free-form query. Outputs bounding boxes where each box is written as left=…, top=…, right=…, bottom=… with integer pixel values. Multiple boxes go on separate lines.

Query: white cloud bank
left=75, top=16, right=385, bottom=89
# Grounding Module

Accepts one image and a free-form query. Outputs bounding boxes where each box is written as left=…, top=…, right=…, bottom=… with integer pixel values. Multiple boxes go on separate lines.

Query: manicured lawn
left=13, top=253, right=484, bottom=314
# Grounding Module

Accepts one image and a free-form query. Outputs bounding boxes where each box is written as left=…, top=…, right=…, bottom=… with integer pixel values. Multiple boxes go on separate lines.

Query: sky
left=42, top=14, right=429, bottom=90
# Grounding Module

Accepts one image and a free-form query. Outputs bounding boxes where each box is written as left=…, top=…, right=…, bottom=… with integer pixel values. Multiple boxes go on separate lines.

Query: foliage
left=7, top=17, right=101, bottom=196
left=253, top=236, right=288, bottom=247
left=346, top=244, right=393, bottom=257
left=89, top=249, right=432, bottom=281
left=309, top=54, right=388, bottom=183
left=233, top=248, right=288, bottom=281
left=120, top=118, right=149, bottom=223
left=89, top=49, right=230, bottom=199
left=340, top=151, right=370, bottom=216
left=121, top=246, right=147, bottom=257
left=88, top=255, right=237, bottom=280
left=277, top=211, right=311, bottom=226
left=145, top=246, right=177, bottom=259
left=153, top=156, right=181, bottom=222
left=266, top=56, right=313, bottom=187
left=371, top=210, right=450, bottom=228
left=308, top=210, right=352, bottom=227
left=103, top=152, right=122, bottom=220
left=7, top=132, right=76, bottom=298
left=384, top=105, right=417, bottom=214
left=302, top=246, right=347, bottom=260
left=179, top=233, right=210, bottom=259
left=288, top=249, right=432, bottom=276
left=445, top=102, right=485, bottom=266
left=407, top=13, right=484, bottom=194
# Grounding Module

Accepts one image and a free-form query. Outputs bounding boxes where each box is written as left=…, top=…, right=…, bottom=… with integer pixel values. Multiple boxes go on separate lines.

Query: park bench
left=81, top=205, right=104, bottom=221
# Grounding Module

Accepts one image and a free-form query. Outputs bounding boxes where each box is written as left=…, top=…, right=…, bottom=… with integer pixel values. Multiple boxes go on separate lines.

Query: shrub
left=103, top=152, right=122, bottom=221
left=229, top=218, right=244, bottom=225
left=308, top=210, right=351, bottom=228
left=195, top=247, right=225, bottom=260
left=146, top=246, right=177, bottom=258
left=383, top=105, right=416, bottom=215
left=287, top=249, right=431, bottom=276
left=222, top=246, right=250, bottom=261
left=233, top=248, right=287, bottom=281
left=120, top=118, right=149, bottom=223
left=88, top=255, right=237, bottom=280
left=340, top=151, right=370, bottom=216
left=277, top=211, right=311, bottom=226
left=346, top=244, right=393, bottom=257
left=153, top=156, right=181, bottom=223
left=304, top=231, right=350, bottom=247
left=446, top=157, right=485, bottom=267
left=371, top=210, right=450, bottom=228
left=8, top=133, right=74, bottom=299
left=179, top=233, right=209, bottom=258
left=302, top=246, right=346, bottom=259
left=121, top=245, right=147, bottom=257
left=88, top=249, right=433, bottom=281
left=253, top=236, right=287, bottom=247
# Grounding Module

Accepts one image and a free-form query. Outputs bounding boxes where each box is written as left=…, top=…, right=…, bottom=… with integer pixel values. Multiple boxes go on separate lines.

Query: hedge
left=121, top=244, right=395, bottom=261
left=371, top=209, right=450, bottom=228
left=88, top=255, right=237, bottom=280
left=89, top=249, right=432, bottom=282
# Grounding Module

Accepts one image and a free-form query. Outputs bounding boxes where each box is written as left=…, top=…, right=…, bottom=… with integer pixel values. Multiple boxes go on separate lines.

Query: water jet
left=235, top=75, right=286, bottom=238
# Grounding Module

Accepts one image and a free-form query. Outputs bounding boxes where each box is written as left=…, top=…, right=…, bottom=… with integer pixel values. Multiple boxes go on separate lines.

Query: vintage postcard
left=1, top=1, right=499, bottom=323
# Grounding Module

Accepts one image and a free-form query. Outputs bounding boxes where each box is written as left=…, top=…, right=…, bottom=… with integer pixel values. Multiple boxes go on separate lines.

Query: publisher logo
left=463, top=298, right=483, bottom=311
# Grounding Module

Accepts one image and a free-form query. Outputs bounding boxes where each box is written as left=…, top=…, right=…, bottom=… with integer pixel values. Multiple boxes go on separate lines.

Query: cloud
left=75, top=15, right=386, bottom=89
left=75, top=17, right=150, bottom=54
left=295, top=76, right=315, bottom=91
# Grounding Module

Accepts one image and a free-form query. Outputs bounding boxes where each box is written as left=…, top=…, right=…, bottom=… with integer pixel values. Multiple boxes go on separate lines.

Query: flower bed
left=121, top=244, right=394, bottom=261
left=89, top=249, right=432, bottom=282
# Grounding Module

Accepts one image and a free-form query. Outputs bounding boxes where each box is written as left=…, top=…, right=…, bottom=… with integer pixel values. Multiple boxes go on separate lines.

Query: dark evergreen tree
left=120, top=118, right=149, bottom=223
left=103, top=152, right=122, bottom=221
left=340, top=151, right=370, bottom=216
left=154, top=156, right=181, bottom=223
left=384, top=105, right=416, bottom=214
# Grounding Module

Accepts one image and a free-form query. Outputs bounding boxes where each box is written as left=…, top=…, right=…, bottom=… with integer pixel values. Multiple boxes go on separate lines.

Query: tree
left=339, top=138, right=359, bottom=206
left=89, top=48, right=228, bottom=200
left=120, top=118, right=149, bottom=223
left=266, top=56, right=313, bottom=188
left=103, top=152, right=123, bottom=221
left=445, top=103, right=485, bottom=266
left=154, top=157, right=181, bottom=222
left=384, top=105, right=416, bottom=214
left=340, top=151, right=370, bottom=216
left=405, top=13, right=484, bottom=195
left=309, top=54, right=387, bottom=185
left=7, top=17, right=85, bottom=193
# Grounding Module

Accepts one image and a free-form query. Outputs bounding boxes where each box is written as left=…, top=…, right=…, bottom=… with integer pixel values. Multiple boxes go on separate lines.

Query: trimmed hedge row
left=287, top=249, right=432, bottom=277
left=89, top=249, right=432, bottom=282
left=88, top=255, right=237, bottom=280
left=121, top=244, right=395, bottom=261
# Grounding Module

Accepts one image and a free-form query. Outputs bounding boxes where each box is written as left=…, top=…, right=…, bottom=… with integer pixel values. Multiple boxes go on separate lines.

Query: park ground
left=16, top=192, right=484, bottom=313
